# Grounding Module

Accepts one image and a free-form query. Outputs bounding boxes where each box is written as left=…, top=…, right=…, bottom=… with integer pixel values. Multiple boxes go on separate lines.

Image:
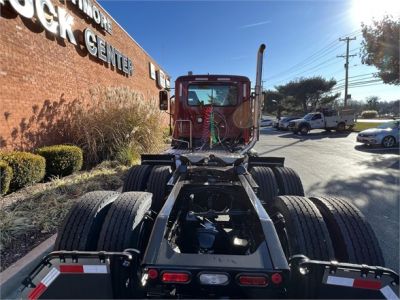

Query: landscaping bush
left=361, top=110, right=378, bottom=119
left=0, top=152, right=45, bottom=191
left=0, top=161, right=13, bottom=195
left=67, top=87, right=165, bottom=167
left=36, top=145, right=83, bottom=178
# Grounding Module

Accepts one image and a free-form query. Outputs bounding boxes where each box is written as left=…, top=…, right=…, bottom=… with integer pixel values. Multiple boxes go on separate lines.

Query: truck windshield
left=188, top=84, right=238, bottom=106
left=303, top=113, right=315, bottom=121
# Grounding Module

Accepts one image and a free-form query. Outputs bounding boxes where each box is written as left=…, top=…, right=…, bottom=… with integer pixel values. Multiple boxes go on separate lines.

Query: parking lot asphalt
left=255, top=127, right=400, bottom=272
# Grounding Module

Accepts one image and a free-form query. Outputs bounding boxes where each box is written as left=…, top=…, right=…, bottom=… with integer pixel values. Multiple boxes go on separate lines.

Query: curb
left=0, top=234, right=56, bottom=299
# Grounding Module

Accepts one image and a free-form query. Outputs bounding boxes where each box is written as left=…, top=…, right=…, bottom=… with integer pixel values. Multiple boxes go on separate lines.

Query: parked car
left=260, top=118, right=273, bottom=127
left=357, top=119, right=400, bottom=148
left=288, top=109, right=356, bottom=135
left=278, top=116, right=302, bottom=130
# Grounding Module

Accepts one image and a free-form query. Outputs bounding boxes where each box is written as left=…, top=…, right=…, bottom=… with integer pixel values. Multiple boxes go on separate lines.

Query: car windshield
left=188, top=84, right=238, bottom=106
left=377, top=121, right=399, bottom=129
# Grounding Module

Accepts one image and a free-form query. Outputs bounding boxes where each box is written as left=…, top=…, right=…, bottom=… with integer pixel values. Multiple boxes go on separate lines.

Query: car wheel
left=382, top=135, right=396, bottom=148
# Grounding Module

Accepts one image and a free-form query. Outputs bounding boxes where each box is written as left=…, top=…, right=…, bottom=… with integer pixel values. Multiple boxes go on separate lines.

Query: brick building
left=0, top=0, right=168, bottom=150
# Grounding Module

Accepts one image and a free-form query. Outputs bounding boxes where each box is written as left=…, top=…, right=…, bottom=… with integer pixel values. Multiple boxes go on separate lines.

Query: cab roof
left=176, top=74, right=250, bottom=83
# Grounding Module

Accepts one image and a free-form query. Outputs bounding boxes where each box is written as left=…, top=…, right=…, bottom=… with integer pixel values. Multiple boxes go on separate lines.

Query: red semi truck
left=19, top=45, right=398, bottom=299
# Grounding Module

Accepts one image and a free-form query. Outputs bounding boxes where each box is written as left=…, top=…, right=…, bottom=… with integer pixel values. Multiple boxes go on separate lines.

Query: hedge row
left=0, top=152, right=45, bottom=192
left=36, top=145, right=83, bottom=178
left=0, top=145, right=83, bottom=195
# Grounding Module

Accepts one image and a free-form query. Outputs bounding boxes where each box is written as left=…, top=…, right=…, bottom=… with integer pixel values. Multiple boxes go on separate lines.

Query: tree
left=361, top=15, right=400, bottom=85
left=276, top=77, right=339, bottom=113
left=366, top=96, right=379, bottom=110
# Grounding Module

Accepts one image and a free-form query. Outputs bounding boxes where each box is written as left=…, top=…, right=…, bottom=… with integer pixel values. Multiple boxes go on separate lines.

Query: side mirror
left=159, top=90, right=169, bottom=111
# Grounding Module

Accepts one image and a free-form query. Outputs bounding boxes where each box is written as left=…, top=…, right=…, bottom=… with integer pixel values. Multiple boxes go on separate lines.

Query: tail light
left=238, top=274, right=268, bottom=286
left=147, top=268, right=158, bottom=280
left=161, top=271, right=191, bottom=283
left=271, top=273, right=283, bottom=285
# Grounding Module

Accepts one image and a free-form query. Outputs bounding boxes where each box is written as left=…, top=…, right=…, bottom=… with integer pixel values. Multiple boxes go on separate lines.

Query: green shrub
left=0, top=160, right=13, bottom=195
left=361, top=110, right=378, bottom=119
left=36, top=145, right=83, bottom=178
left=0, top=152, right=45, bottom=190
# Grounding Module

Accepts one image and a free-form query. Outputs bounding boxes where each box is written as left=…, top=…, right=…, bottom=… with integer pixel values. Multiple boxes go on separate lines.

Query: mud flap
left=290, top=255, right=399, bottom=299
left=20, top=251, right=135, bottom=299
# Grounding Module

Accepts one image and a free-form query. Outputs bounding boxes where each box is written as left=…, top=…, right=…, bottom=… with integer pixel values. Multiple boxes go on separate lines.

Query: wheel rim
left=301, top=127, right=307, bottom=134
left=383, top=136, right=395, bottom=147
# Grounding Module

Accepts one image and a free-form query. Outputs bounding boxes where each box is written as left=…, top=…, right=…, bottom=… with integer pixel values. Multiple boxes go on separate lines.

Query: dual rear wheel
left=123, top=165, right=172, bottom=213
left=271, top=195, right=384, bottom=298
left=250, top=167, right=384, bottom=297
left=54, top=191, right=153, bottom=298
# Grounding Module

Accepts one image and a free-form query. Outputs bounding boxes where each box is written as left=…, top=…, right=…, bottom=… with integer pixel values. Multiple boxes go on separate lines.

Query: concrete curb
left=0, top=234, right=56, bottom=299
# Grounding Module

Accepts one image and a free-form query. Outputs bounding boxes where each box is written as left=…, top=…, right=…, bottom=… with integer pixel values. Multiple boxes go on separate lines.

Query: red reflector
left=353, top=278, right=381, bottom=290
left=271, top=273, right=283, bottom=284
left=161, top=272, right=190, bottom=283
left=59, top=265, right=84, bottom=273
left=28, top=283, right=46, bottom=300
left=148, top=269, right=158, bottom=280
left=238, top=275, right=268, bottom=286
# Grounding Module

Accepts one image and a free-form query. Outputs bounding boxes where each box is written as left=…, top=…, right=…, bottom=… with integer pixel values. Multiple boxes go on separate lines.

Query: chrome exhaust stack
left=241, top=44, right=266, bottom=155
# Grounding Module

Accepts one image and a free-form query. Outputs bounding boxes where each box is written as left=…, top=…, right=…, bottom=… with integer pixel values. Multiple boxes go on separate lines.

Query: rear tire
left=272, top=196, right=334, bottom=298
left=336, top=122, right=346, bottom=132
left=273, top=167, right=305, bottom=196
left=309, top=196, right=384, bottom=266
left=249, top=167, right=279, bottom=210
left=147, top=166, right=172, bottom=212
left=54, top=191, right=119, bottom=251
left=97, top=192, right=152, bottom=298
left=122, top=165, right=153, bottom=192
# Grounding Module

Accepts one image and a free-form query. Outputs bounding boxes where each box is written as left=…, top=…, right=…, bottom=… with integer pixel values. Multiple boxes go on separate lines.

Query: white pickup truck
left=288, top=109, right=356, bottom=135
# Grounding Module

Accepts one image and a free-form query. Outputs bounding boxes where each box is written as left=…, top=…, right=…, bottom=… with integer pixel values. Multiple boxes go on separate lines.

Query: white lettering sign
left=2, top=0, right=133, bottom=76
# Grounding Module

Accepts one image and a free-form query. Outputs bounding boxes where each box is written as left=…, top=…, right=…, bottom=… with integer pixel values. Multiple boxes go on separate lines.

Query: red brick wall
left=0, top=1, right=167, bottom=150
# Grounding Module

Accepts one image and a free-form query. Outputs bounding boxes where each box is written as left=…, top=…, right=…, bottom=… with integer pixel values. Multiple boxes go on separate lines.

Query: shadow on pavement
left=354, top=144, right=400, bottom=155
left=260, top=128, right=352, bottom=140
left=257, top=139, right=306, bottom=156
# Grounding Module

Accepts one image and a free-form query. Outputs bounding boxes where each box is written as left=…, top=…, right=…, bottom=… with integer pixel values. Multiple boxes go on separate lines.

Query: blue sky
left=99, top=0, right=399, bottom=102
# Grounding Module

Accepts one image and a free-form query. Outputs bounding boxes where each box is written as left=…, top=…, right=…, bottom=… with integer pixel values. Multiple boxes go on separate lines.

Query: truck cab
left=161, top=75, right=252, bottom=150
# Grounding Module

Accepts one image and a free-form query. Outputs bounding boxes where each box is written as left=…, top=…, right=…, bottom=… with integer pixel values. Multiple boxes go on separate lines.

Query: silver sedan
left=357, top=120, right=400, bottom=148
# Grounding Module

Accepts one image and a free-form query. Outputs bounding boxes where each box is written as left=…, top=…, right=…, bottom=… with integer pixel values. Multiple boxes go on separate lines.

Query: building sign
left=1, top=0, right=133, bottom=76
left=149, top=62, right=156, bottom=80
left=157, top=70, right=166, bottom=89
left=72, top=0, right=112, bottom=34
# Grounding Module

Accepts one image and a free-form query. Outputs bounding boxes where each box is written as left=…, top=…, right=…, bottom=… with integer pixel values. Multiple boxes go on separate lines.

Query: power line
left=264, top=42, right=341, bottom=81
left=331, top=78, right=383, bottom=91
left=336, top=72, right=375, bottom=83
left=265, top=29, right=363, bottom=81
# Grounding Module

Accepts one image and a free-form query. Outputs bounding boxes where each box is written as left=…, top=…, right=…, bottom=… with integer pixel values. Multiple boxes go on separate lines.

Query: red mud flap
left=20, top=250, right=135, bottom=299
left=290, top=255, right=399, bottom=299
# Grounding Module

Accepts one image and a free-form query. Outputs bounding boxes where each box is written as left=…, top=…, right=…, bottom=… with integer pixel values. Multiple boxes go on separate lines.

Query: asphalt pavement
left=255, top=127, right=400, bottom=272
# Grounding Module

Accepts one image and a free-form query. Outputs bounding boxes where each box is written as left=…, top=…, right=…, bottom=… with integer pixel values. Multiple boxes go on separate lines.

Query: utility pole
left=337, top=37, right=356, bottom=107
